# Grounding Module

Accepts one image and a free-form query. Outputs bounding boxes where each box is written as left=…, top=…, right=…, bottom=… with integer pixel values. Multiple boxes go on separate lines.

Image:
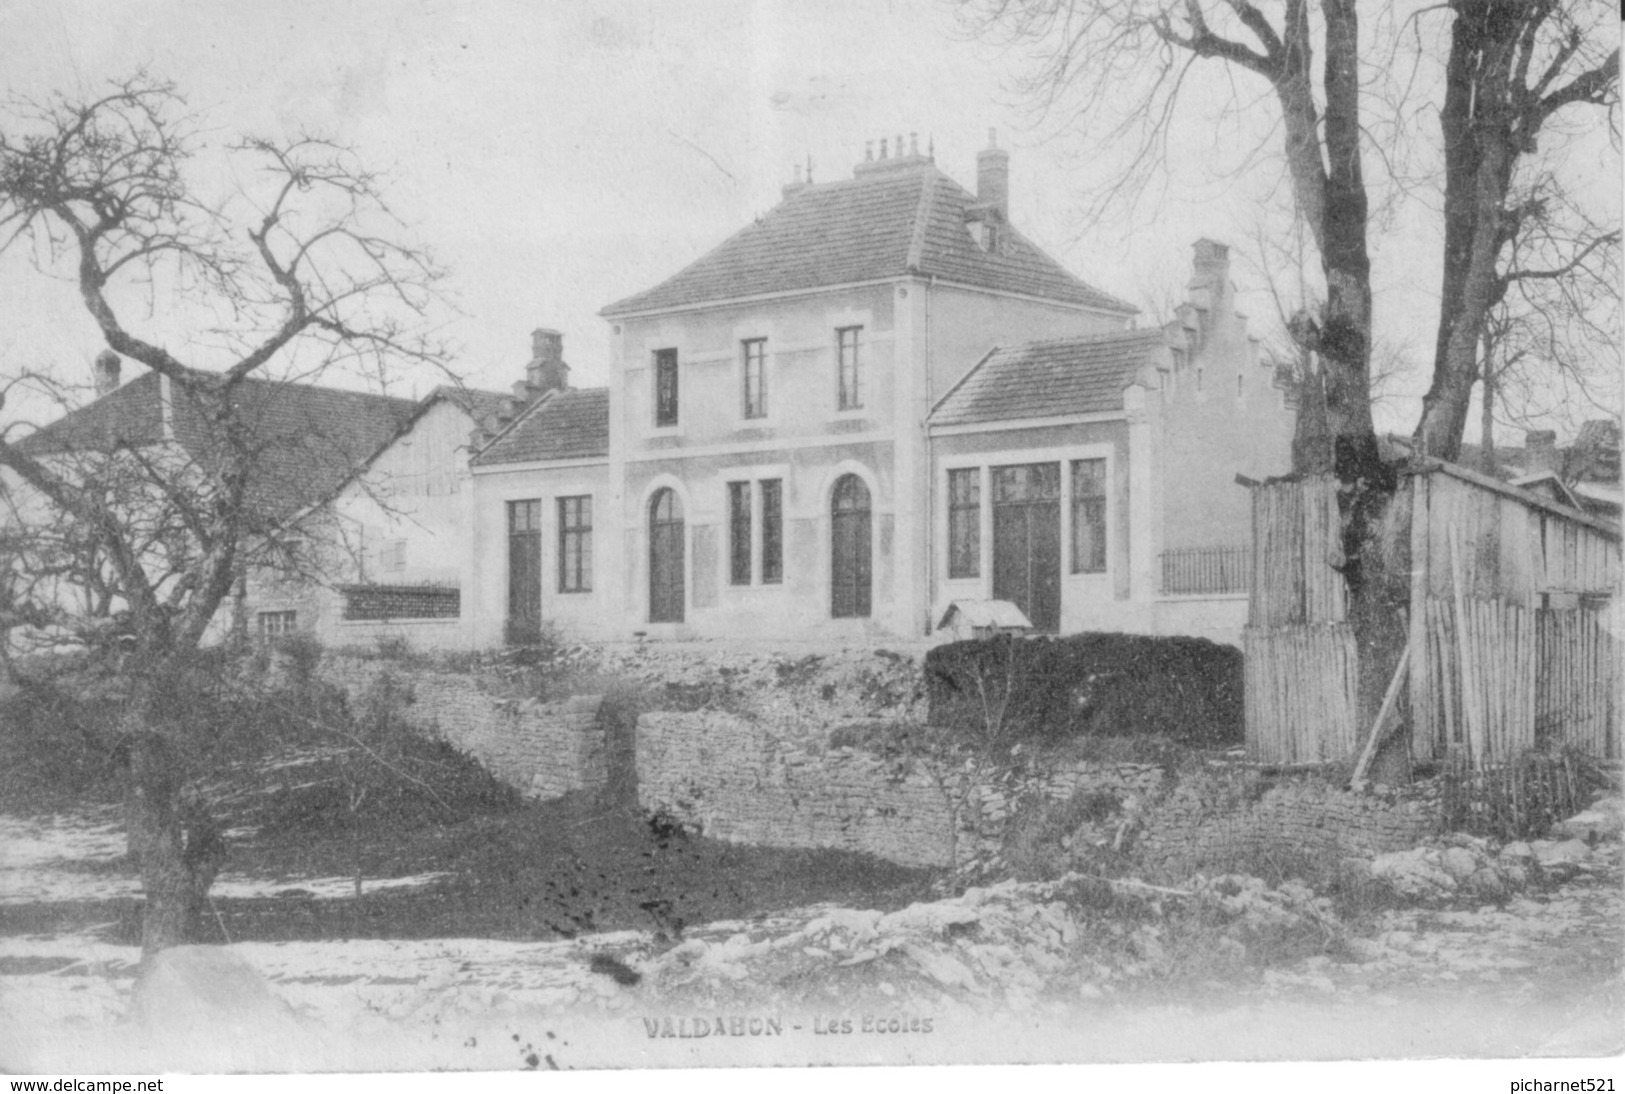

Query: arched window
left=649, top=488, right=684, bottom=623
left=831, top=474, right=872, bottom=618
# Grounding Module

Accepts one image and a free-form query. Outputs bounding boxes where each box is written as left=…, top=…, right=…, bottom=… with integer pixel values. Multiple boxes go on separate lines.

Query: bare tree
left=1477, top=182, right=1620, bottom=470
left=1414, top=0, right=1619, bottom=460
left=962, top=0, right=1405, bottom=737
left=960, top=0, right=1617, bottom=749
left=0, top=75, right=451, bottom=956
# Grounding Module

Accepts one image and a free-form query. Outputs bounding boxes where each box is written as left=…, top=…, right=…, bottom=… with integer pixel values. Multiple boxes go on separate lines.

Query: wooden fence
left=1244, top=623, right=1359, bottom=765
left=1536, top=608, right=1620, bottom=759
left=1159, top=545, right=1252, bottom=595
left=1249, top=476, right=1345, bottom=627
left=1245, top=466, right=1620, bottom=769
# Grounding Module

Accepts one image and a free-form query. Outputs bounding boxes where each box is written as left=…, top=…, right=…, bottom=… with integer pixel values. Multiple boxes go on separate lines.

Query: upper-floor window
left=558, top=495, right=592, bottom=593
left=837, top=326, right=863, bottom=410
left=947, top=468, right=980, bottom=579
left=1070, top=459, right=1107, bottom=574
left=742, top=339, right=767, bottom=419
left=654, top=348, right=679, bottom=427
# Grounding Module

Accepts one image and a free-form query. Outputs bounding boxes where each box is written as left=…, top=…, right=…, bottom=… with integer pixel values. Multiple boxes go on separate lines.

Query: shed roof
left=930, top=329, right=1166, bottom=427
left=601, top=161, right=1135, bottom=317
left=472, top=388, right=610, bottom=466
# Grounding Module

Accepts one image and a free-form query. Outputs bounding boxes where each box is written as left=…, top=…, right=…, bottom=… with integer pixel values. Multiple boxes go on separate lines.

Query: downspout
left=922, top=274, right=937, bottom=637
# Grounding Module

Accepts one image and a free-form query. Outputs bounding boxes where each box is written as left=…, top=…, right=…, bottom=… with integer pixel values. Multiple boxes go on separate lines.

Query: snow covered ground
left=2, top=808, right=1619, bottom=1072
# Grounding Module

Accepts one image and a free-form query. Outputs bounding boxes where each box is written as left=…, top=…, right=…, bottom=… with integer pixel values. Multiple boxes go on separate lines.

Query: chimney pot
left=865, top=140, right=873, bottom=162
left=527, top=328, right=569, bottom=394
left=1525, top=429, right=1560, bottom=474
left=976, top=131, right=1011, bottom=220
left=910, top=131, right=918, bottom=156
left=93, top=350, right=121, bottom=397
left=880, top=137, right=889, bottom=159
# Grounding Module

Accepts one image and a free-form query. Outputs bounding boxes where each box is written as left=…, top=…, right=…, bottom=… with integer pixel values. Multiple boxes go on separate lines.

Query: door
left=992, top=463, right=1061, bottom=632
left=649, top=488, right=685, bottom=623
left=831, top=474, right=872, bottom=618
left=507, top=499, right=543, bottom=644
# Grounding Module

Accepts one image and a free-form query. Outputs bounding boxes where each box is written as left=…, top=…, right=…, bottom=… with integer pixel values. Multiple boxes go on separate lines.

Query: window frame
left=741, top=338, right=767, bottom=420
left=1069, top=458, right=1108, bottom=575
left=728, top=480, right=753, bottom=585
left=947, top=467, right=981, bottom=579
left=654, top=347, right=679, bottom=428
left=836, top=326, right=863, bottom=411
left=257, top=610, right=297, bottom=640
left=557, top=495, right=593, bottom=594
left=760, top=478, right=783, bottom=585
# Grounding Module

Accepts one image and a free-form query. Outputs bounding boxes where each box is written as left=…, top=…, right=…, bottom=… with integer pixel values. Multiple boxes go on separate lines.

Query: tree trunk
left=1317, top=2, right=1408, bottom=766
left=1480, top=365, right=1498, bottom=474
left=122, top=687, right=225, bottom=959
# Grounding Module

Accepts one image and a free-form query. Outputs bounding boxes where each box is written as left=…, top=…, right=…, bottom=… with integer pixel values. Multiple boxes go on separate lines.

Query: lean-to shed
left=1244, top=460, right=1620, bottom=768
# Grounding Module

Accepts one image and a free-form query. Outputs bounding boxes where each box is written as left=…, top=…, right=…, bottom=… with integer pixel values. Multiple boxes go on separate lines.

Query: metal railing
left=1159, top=545, right=1252, bottom=595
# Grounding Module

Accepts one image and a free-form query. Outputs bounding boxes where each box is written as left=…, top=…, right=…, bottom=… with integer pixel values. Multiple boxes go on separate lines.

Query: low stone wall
left=636, top=711, right=955, bottom=868
left=636, top=711, right=1171, bottom=870
left=324, top=657, right=606, bottom=801
left=1135, top=777, right=1440, bottom=876
left=636, top=708, right=1440, bottom=876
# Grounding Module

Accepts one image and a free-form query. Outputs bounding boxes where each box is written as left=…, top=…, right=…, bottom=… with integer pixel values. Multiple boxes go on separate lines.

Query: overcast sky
left=0, top=0, right=1617, bottom=439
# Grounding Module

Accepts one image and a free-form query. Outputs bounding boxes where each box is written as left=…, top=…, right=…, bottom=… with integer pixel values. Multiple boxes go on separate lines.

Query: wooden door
left=831, top=474, right=872, bottom=618
left=649, top=488, right=685, bottom=623
left=992, top=463, right=1061, bottom=632
left=507, top=499, right=543, bottom=644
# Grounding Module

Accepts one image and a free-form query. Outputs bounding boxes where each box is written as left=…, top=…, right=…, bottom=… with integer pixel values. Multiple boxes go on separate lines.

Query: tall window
left=507, top=499, right=543, bottom=643
left=947, top=468, right=980, bottom=579
left=1070, top=459, right=1107, bottom=574
left=558, top=496, right=592, bottom=593
left=654, top=348, right=679, bottom=427
left=728, top=481, right=752, bottom=585
left=761, top=479, right=783, bottom=584
left=742, top=338, right=767, bottom=419
left=837, top=326, right=862, bottom=410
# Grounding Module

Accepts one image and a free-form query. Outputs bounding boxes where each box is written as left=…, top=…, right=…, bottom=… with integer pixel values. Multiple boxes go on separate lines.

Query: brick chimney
left=526, top=328, right=569, bottom=394
left=1524, top=429, right=1559, bottom=474
left=93, top=350, right=121, bottom=397
left=976, top=128, right=1009, bottom=220
left=1185, top=238, right=1232, bottom=320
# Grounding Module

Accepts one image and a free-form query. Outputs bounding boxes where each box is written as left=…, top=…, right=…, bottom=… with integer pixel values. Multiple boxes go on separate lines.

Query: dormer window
left=968, top=220, right=991, bottom=252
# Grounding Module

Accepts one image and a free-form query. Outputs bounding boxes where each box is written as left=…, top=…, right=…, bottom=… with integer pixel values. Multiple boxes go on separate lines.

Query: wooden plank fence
left=1536, top=608, right=1620, bottom=759
left=1244, top=623, right=1359, bottom=765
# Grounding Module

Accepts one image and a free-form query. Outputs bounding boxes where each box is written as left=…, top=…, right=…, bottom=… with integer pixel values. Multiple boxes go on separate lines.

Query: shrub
left=924, top=632, right=1242, bottom=749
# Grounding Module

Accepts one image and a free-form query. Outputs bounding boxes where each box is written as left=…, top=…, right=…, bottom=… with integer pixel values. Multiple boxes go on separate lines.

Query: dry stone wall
left=323, top=656, right=606, bottom=801
left=636, top=709, right=1441, bottom=877
left=1135, top=778, right=1440, bottom=875
left=636, top=712, right=956, bottom=868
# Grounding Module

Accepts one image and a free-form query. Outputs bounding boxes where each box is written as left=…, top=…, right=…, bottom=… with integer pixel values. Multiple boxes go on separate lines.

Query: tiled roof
left=18, top=368, right=418, bottom=521
left=473, top=388, right=610, bottom=466
left=601, top=161, right=1135, bottom=316
left=930, top=330, right=1167, bottom=427
left=15, top=371, right=167, bottom=454
left=428, top=384, right=512, bottom=422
